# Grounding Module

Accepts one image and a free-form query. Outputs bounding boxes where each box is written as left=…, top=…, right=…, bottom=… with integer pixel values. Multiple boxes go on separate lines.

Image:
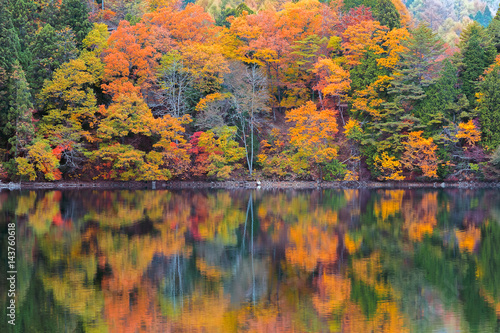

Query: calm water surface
left=1, top=189, right=500, bottom=332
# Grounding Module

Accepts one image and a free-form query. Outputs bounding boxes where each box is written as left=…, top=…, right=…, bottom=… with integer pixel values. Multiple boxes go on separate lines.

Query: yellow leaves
left=15, top=157, right=36, bottom=181
left=197, top=126, right=245, bottom=179
left=195, top=92, right=231, bottom=112
left=21, top=140, right=61, bottom=181
left=456, top=120, right=481, bottom=146
left=373, top=152, right=404, bottom=181
left=344, top=118, right=363, bottom=141
left=375, top=28, right=410, bottom=70
left=351, top=75, right=393, bottom=119
left=402, top=131, right=439, bottom=179
left=82, top=23, right=109, bottom=54
left=180, top=42, right=230, bottom=92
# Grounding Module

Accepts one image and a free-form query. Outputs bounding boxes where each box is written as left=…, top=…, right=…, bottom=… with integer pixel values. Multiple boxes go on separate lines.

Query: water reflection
left=1, top=189, right=500, bottom=332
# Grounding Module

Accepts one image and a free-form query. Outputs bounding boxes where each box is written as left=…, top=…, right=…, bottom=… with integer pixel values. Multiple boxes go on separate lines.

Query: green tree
left=28, top=24, right=78, bottom=99
left=389, top=24, right=444, bottom=113
left=488, top=4, right=500, bottom=52
left=8, top=0, right=37, bottom=70
left=458, top=22, right=496, bottom=105
left=59, top=0, right=92, bottom=44
left=476, top=64, right=500, bottom=151
left=413, top=60, right=470, bottom=132
left=215, top=3, right=254, bottom=28
left=373, top=0, right=401, bottom=30
left=5, top=61, right=34, bottom=158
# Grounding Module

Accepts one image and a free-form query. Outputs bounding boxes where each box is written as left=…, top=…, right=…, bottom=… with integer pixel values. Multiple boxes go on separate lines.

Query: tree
left=7, top=0, right=37, bottom=69
left=401, top=131, right=439, bottom=178
left=0, top=0, right=21, bottom=72
left=476, top=64, right=500, bottom=151
left=488, top=5, right=500, bottom=52
left=5, top=62, right=34, bottom=158
left=458, top=22, right=496, bottom=105
left=286, top=101, right=339, bottom=178
left=313, top=58, right=351, bottom=122
left=373, top=0, right=401, bottom=30
left=28, top=24, right=78, bottom=98
left=154, top=51, right=194, bottom=117
left=59, top=0, right=93, bottom=45
left=197, top=126, right=246, bottom=179
left=224, top=62, right=270, bottom=176
left=389, top=24, right=444, bottom=112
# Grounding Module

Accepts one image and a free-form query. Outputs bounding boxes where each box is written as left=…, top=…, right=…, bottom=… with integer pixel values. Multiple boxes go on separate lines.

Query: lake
left=1, top=188, right=500, bottom=332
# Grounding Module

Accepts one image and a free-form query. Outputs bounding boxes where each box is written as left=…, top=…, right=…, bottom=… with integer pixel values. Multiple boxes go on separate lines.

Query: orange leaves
left=144, top=4, right=215, bottom=47
left=456, top=120, right=481, bottom=147
left=286, top=101, right=339, bottom=174
left=287, top=225, right=338, bottom=271
left=103, top=21, right=158, bottom=96
left=313, top=58, right=351, bottom=98
left=402, top=131, right=439, bottom=179
left=342, top=20, right=387, bottom=67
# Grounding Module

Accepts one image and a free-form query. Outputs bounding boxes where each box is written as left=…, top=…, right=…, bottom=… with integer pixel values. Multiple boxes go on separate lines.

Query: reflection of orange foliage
left=342, top=300, right=408, bottom=333
left=287, top=227, right=338, bottom=271
left=456, top=226, right=481, bottom=253
left=374, top=190, right=404, bottom=221
left=170, top=289, right=232, bottom=331
left=344, top=234, right=362, bottom=254
left=342, top=302, right=371, bottom=333
left=103, top=282, right=163, bottom=333
left=403, top=192, right=438, bottom=242
left=313, top=273, right=351, bottom=317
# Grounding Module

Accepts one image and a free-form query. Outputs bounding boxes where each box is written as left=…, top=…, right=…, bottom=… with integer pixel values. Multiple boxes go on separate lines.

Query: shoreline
left=1, top=180, right=500, bottom=190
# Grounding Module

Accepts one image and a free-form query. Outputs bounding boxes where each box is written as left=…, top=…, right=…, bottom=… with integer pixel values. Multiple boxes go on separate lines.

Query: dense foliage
left=1, top=0, right=499, bottom=182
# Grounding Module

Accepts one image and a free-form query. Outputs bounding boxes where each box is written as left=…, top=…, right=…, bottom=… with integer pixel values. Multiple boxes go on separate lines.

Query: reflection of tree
left=5, top=188, right=500, bottom=332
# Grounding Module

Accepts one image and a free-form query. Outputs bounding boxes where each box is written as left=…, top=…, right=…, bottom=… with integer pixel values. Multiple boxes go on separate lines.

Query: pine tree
left=27, top=24, right=78, bottom=99
left=0, top=0, right=21, bottom=150
left=59, top=0, right=92, bottom=44
left=458, top=22, right=496, bottom=105
left=350, top=50, right=387, bottom=92
left=477, top=65, right=500, bottom=151
left=389, top=24, right=444, bottom=112
left=373, top=0, right=401, bottom=30
left=0, top=0, right=20, bottom=72
left=8, top=0, right=38, bottom=70
left=413, top=60, right=466, bottom=132
left=5, top=61, right=35, bottom=157
left=488, top=4, right=500, bottom=52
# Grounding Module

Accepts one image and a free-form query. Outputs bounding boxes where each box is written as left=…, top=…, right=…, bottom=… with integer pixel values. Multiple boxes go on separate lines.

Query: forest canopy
left=1, top=0, right=500, bottom=182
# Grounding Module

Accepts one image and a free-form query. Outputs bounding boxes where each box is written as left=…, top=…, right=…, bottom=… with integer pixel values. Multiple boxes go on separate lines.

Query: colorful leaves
left=456, top=120, right=481, bottom=146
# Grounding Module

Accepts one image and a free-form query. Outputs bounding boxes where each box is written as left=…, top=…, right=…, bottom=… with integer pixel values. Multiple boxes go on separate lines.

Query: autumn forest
left=2, top=0, right=500, bottom=182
